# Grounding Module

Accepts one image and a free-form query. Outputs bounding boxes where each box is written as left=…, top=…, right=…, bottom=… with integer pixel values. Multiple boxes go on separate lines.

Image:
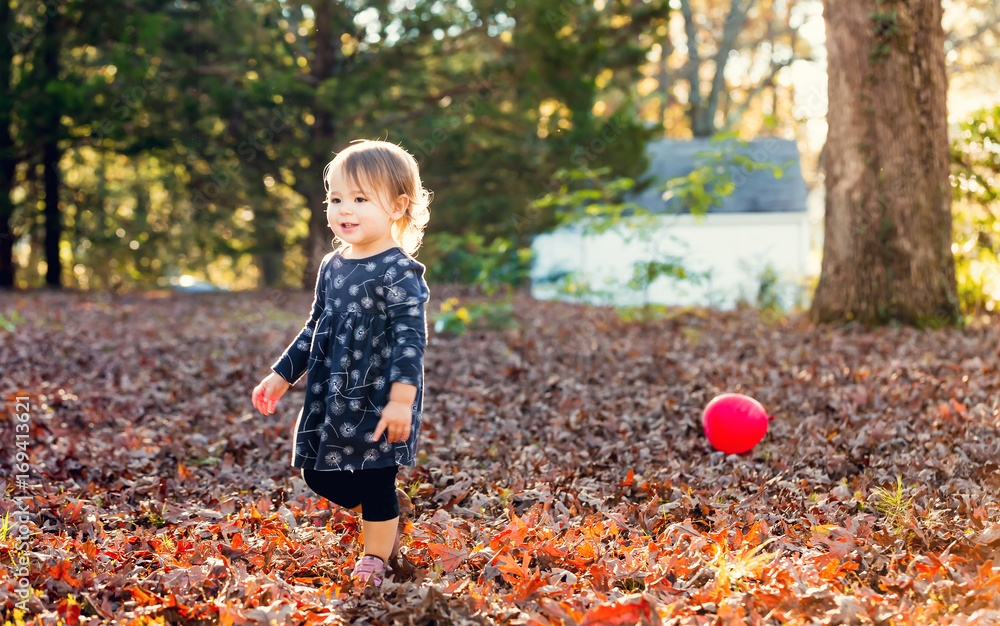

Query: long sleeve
left=384, top=259, right=430, bottom=388
left=271, top=255, right=329, bottom=385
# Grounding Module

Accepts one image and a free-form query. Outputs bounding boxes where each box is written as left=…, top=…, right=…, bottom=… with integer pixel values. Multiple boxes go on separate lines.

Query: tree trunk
left=702, top=0, right=754, bottom=135
left=255, top=195, right=284, bottom=287
left=810, top=0, right=959, bottom=326
left=42, top=7, right=63, bottom=288
left=301, top=0, right=337, bottom=288
left=679, top=0, right=712, bottom=137
left=0, top=0, right=17, bottom=288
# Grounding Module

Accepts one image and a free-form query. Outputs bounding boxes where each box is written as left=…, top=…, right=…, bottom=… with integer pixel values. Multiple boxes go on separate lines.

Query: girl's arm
left=270, top=255, right=329, bottom=386
left=373, top=382, right=418, bottom=442
left=374, top=260, right=429, bottom=443
left=389, top=382, right=417, bottom=406
left=383, top=262, right=430, bottom=391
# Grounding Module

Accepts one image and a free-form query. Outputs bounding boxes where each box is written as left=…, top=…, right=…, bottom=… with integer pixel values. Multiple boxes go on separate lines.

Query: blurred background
left=1, top=0, right=997, bottom=313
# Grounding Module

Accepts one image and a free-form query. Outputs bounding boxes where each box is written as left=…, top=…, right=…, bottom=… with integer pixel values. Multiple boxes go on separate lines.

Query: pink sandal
left=351, top=555, right=386, bottom=587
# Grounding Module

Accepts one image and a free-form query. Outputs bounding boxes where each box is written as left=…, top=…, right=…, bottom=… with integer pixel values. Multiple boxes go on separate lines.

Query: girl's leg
left=302, top=466, right=400, bottom=583
left=361, top=518, right=399, bottom=562
left=357, top=465, right=401, bottom=562
left=300, top=468, right=362, bottom=512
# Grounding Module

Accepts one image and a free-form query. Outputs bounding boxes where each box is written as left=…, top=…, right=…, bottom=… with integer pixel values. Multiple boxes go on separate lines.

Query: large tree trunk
left=0, top=0, right=17, bottom=288
left=42, top=7, right=63, bottom=288
left=811, top=0, right=959, bottom=326
left=301, top=0, right=338, bottom=287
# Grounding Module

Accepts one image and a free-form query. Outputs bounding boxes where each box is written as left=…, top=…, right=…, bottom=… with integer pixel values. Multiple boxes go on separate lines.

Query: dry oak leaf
left=580, top=593, right=661, bottom=626
left=427, top=543, right=468, bottom=572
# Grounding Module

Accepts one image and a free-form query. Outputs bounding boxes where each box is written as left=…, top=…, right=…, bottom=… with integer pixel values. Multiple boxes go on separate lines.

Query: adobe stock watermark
left=86, top=70, right=168, bottom=150
left=8, top=395, right=36, bottom=613
left=7, top=1, right=59, bottom=52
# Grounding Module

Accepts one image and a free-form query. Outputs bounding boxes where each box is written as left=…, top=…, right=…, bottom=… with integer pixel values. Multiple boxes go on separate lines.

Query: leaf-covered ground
left=1, top=288, right=999, bottom=625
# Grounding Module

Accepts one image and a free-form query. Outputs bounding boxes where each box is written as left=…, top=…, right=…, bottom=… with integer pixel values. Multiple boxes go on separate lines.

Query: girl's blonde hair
left=323, top=139, right=432, bottom=256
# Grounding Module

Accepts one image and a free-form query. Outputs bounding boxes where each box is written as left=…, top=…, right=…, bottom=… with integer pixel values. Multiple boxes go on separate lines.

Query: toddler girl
left=251, top=139, right=431, bottom=587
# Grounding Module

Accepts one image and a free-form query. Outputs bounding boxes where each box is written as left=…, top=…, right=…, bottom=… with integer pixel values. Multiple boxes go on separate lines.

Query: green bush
left=421, top=232, right=534, bottom=295
left=0, top=310, right=23, bottom=332
left=951, top=105, right=1000, bottom=315
left=431, top=296, right=516, bottom=335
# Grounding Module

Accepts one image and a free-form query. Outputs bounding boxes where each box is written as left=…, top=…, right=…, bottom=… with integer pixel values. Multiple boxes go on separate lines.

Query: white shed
left=530, top=137, right=814, bottom=310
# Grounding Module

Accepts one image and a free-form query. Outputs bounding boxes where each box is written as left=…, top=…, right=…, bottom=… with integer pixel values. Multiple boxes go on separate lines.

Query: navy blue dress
left=270, top=246, right=429, bottom=472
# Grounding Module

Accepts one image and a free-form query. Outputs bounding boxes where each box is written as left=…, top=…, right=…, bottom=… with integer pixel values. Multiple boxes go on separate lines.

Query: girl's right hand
left=252, top=372, right=290, bottom=415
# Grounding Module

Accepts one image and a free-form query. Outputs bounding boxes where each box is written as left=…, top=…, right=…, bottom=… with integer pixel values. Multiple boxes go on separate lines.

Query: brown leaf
left=427, top=543, right=468, bottom=572
left=975, top=524, right=1000, bottom=546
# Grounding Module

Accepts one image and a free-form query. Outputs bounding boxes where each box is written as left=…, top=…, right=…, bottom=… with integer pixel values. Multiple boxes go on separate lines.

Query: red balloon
left=702, top=393, right=769, bottom=454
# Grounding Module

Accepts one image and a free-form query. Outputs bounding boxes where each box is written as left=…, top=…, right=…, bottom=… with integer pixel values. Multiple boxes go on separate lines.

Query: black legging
left=301, top=466, right=400, bottom=522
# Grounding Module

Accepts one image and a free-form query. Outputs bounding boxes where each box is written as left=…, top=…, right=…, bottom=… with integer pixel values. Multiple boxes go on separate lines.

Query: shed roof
left=627, top=137, right=808, bottom=214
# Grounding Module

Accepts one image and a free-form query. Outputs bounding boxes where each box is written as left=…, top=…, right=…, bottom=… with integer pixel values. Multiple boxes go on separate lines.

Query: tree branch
left=720, top=57, right=794, bottom=134
left=704, top=0, right=756, bottom=135
left=678, top=0, right=703, bottom=133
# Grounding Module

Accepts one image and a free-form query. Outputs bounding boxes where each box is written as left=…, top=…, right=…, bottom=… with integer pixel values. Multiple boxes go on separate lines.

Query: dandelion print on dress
left=270, top=246, right=429, bottom=472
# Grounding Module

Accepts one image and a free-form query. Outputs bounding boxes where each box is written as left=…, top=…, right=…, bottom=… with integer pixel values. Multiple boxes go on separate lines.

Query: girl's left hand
left=373, top=400, right=412, bottom=443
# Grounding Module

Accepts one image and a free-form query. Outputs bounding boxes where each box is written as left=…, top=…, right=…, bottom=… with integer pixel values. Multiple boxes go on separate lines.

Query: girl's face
left=326, top=165, right=407, bottom=257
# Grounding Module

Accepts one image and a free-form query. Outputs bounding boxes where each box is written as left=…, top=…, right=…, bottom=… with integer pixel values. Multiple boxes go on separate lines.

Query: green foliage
left=627, top=258, right=704, bottom=292
left=422, top=232, right=534, bottom=295
left=950, top=105, right=1000, bottom=315
left=660, top=132, right=793, bottom=218
left=530, top=134, right=792, bottom=311
left=871, top=476, right=915, bottom=535
left=615, top=303, right=674, bottom=323
left=5, top=0, right=669, bottom=291
left=751, top=265, right=784, bottom=312
left=530, top=165, right=709, bottom=309
left=547, top=269, right=619, bottom=306
left=0, top=309, right=23, bottom=331
left=531, top=166, right=657, bottom=235
left=868, top=3, right=900, bottom=66
left=0, top=509, right=12, bottom=541
left=431, top=296, right=516, bottom=335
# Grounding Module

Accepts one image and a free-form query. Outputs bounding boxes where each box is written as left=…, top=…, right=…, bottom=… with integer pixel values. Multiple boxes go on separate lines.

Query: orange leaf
left=128, top=585, right=162, bottom=606
left=216, top=603, right=242, bottom=626
left=177, top=461, right=193, bottom=481
left=427, top=543, right=468, bottom=572
left=47, top=559, right=82, bottom=587
left=231, top=533, right=243, bottom=548
left=496, top=552, right=530, bottom=582
left=581, top=594, right=659, bottom=626
left=56, top=597, right=81, bottom=626
left=490, top=529, right=511, bottom=552
left=914, top=560, right=943, bottom=579
left=506, top=512, right=529, bottom=545
left=511, top=574, right=547, bottom=602
left=60, top=500, right=84, bottom=524
left=443, top=577, right=471, bottom=595
left=622, top=468, right=634, bottom=487
left=576, top=540, right=598, bottom=561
